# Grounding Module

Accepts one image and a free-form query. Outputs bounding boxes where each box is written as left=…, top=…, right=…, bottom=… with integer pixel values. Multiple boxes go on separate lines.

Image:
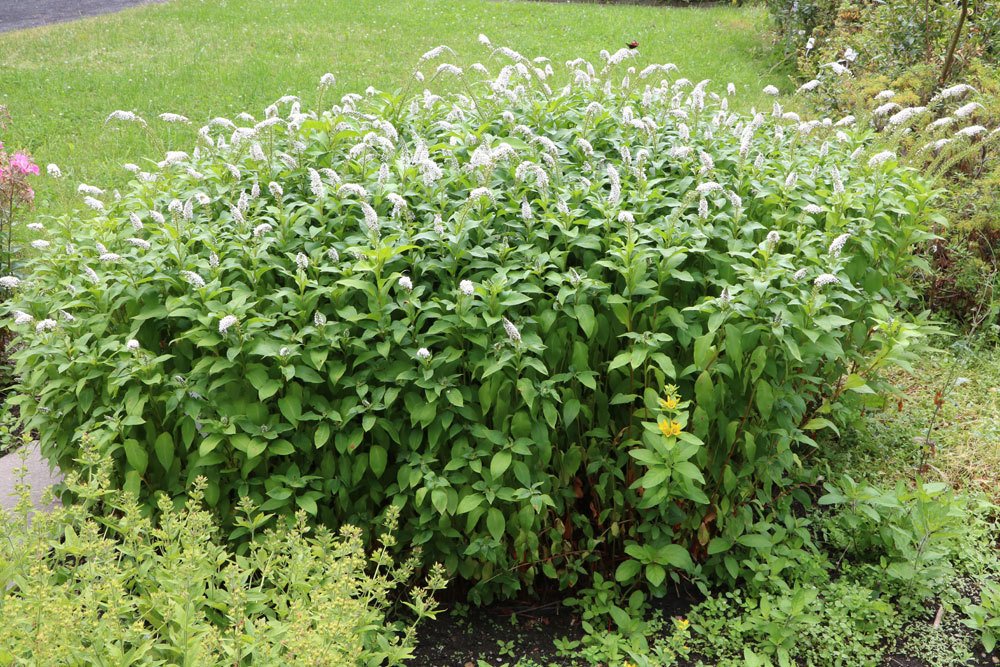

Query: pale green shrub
left=0, top=440, right=445, bottom=666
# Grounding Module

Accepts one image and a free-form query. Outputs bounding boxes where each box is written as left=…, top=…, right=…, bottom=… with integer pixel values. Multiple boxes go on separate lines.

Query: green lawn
left=0, top=0, right=783, bottom=217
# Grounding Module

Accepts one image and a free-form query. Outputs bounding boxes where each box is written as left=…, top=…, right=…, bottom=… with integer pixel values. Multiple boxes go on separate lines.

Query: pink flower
left=10, top=152, right=39, bottom=176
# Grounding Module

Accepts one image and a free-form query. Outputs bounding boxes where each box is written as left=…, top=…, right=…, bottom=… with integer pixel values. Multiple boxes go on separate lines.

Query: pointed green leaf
left=153, top=433, right=174, bottom=471
left=369, top=444, right=387, bottom=477
left=491, top=451, right=512, bottom=478
left=123, top=439, right=148, bottom=474
left=487, top=507, right=505, bottom=541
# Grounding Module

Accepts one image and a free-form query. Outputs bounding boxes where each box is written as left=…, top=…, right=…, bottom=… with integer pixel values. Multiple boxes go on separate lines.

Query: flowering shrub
left=9, top=40, right=935, bottom=600
left=769, top=0, right=1000, bottom=330
left=0, top=442, right=445, bottom=665
left=0, top=106, right=43, bottom=280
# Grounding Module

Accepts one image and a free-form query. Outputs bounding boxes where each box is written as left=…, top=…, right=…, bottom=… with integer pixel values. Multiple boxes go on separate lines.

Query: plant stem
left=939, top=0, right=969, bottom=85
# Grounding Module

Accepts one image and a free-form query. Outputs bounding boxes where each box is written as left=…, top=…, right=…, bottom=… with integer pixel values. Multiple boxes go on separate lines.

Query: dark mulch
left=0, top=0, right=164, bottom=34
left=411, top=581, right=1000, bottom=666
left=411, top=584, right=702, bottom=666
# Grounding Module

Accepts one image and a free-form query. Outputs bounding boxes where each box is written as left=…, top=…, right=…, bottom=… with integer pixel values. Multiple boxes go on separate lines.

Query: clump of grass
left=831, top=342, right=1000, bottom=500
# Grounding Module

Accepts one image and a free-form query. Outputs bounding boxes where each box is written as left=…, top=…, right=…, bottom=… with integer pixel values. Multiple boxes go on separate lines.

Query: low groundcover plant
left=0, top=440, right=446, bottom=665
left=7, top=38, right=938, bottom=601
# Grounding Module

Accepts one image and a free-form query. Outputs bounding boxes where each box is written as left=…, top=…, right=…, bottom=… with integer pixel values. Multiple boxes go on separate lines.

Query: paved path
left=0, top=444, right=61, bottom=513
left=0, top=0, right=163, bottom=34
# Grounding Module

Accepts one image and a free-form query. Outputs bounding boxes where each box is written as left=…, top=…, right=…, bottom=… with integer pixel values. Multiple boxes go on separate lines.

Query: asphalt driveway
left=0, top=443, right=61, bottom=513
left=0, top=0, right=163, bottom=33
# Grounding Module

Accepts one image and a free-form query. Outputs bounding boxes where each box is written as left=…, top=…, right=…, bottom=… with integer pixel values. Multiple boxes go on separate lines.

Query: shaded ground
left=0, top=0, right=163, bottom=33
left=412, top=589, right=998, bottom=667
left=413, top=587, right=701, bottom=666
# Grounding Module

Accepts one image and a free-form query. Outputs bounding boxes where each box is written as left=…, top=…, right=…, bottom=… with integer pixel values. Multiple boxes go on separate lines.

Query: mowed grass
left=0, top=0, right=782, bottom=217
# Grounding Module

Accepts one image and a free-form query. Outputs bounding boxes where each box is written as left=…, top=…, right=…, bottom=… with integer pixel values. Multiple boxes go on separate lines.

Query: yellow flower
left=676, top=617, right=690, bottom=630
left=658, top=419, right=683, bottom=437
left=659, top=395, right=679, bottom=410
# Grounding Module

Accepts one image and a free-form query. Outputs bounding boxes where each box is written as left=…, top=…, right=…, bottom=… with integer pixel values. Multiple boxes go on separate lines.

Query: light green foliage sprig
left=0, top=437, right=446, bottom=665
left=8, top=39, right=937, bottom=601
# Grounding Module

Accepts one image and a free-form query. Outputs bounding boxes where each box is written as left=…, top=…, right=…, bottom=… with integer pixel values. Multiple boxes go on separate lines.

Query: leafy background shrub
left=684, top=475, right=999, bottom=666
left=8, top=41, right=936, bottom=602
left=0, top=443, right=445, bottom=666
left=766, top=0, right=1000, bottom=334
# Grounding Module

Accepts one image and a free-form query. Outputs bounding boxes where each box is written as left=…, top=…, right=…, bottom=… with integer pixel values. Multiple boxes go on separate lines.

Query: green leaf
left=315, top=423, right=331, bottom=449
left=123, top=439, right=147, bottom=474
left=755, top=381, right=774, bottom=421
left=654, top=544, right=694, bottom=571
left=457, top=493, right=483, bottom=515
left=575, top=303, right=596, bottom=337
left=802, top=417, right=839, bottom=435
left=638, top=468, right=670, bottom=489
left=818, top=491, right=847, bottom=505
left=694, top=332, right=714, bottom=370
left=608, top=605, right=632, bottom=630
left=707, top=537, right=732, bottom=555
left=258, top=380, right=281, bottom=400
left=487, top=508, right=505, bottom=541
left=737, top=533, right=773, bottom=550
left=645, top=563, right=666, bottom=587
left=491, top=451, right=512, bottom=478
left=431, top=488, right=448, bottom=514
left=198, top=434, right=222, bottom=457
left=278, top=396, right=301, bottom=423
left=246, top=439, right=267, bottom=459
left=268, top=440, right=295, bottom=455
left=695, top=371, right=715, bottom=413
left=724, top=325, right=743, bottom=371
left=563, top=398, right=581, bottom=426
left=446, top=388, right=464, bottom=407
left=608, top=351, right=632, bottom=371
left=296, top=495, right=317, bottom=515
left=153, top=433, right=174, bottom=471
left=673, top=461, right=705, bottom=484
left=369, top=445, right=387, bottom=478
left=615, top=559, right=642, bottom=582
left=124, top=470, right=142, bottom=498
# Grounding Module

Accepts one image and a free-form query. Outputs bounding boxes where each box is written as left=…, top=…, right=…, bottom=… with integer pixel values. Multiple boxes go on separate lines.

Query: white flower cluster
left=183, top=271, right=206, bottom=288
left=828, top=233, right=850, bottom=258
left=105, top=110, right=147, bottom=126
left=218, top=315, right=238, bottom=334
left=814, top=273, right=839, bottom=287
left=502, top=317, right=521, bottom=343
left=867, top=151, right=895, bottom=168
